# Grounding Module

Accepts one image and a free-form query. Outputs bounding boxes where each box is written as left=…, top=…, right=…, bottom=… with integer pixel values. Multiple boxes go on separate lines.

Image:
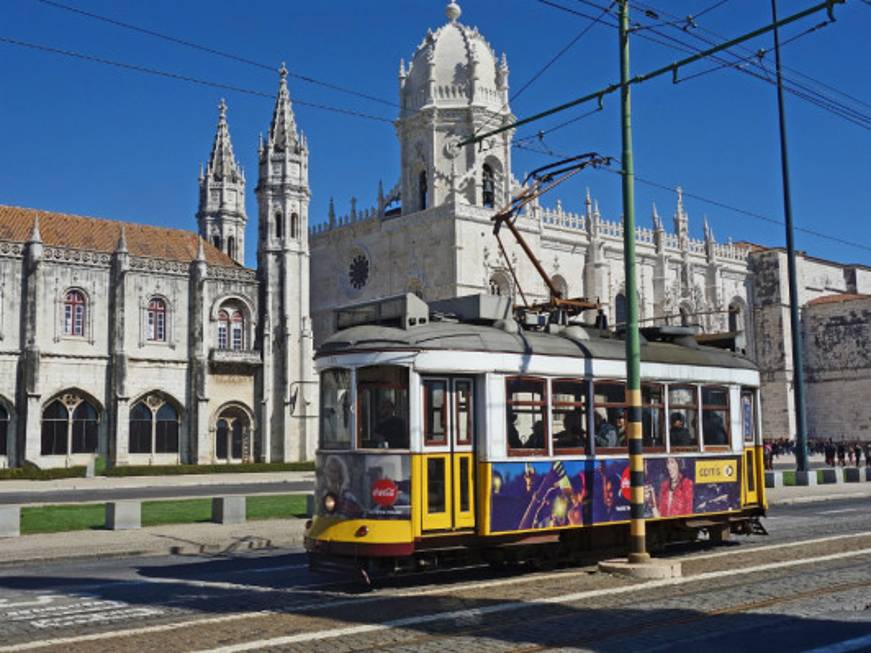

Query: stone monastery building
left=1, top=2, right=868, bottom=469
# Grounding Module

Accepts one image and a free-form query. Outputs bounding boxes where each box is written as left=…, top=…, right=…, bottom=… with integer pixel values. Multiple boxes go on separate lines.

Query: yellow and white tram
left=304, top=294, right=766, bottom=579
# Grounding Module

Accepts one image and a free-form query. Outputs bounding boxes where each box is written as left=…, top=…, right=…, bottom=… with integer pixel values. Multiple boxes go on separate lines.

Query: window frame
left=667, top=383, right=700, bottom=452
left=505, top=376, right=548, bottom=457
left=356, top=366, right=410, bottom=450
left=146, top=297, right=168, bottom=343
left=217, top=310, right=230, bottom=350
left=423, top=378, right=449, bottom=447
left=319, top=368, right=353, bottom=451
left=454, top=379, right=474, bottom=447
left=641, top=382, right=666, bottom=452
left=550, top=377, right=589, bottom=455
left=63, top=290, right=87, bottom=338
left=701, top=384, right=731, bottom=450
left=592, top=380, right=627, bottom=453
left=231, top=310, right=244, bottom=350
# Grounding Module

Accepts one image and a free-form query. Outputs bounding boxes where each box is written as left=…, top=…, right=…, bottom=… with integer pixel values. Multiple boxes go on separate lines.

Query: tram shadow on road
left=0, top=547, right=869, bottom=653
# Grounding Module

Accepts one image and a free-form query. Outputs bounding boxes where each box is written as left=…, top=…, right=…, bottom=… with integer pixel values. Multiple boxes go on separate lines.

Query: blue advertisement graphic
left=490, top=456, right=741, bottom=533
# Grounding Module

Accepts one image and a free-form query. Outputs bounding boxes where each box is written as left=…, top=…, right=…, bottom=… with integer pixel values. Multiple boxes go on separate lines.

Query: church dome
left=400, top=2, right=508, bottom=115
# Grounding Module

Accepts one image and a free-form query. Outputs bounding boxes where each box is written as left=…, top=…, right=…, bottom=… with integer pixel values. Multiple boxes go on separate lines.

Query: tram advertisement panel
left=316, top=453, right=412, bottom=520
left=489, top=456, right=740, bottom=533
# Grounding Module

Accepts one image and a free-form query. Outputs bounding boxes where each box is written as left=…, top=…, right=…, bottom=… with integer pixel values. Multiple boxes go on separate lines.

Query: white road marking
left=683, top=530, right=871, bottom=562
left=817, top=509, right=858, bottom=515
left=801, top=634, right=871, bottom=653
left=191, top=547, right=871, bottom=653
left=0, top=596, right=56, bottom=610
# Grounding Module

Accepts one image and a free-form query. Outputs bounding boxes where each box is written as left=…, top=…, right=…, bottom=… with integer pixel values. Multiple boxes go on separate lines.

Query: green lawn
left=20, top=494, right=308, bottom=535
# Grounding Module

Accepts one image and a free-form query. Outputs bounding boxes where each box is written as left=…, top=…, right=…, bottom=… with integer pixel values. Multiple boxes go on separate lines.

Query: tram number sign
left=371, top=479, right=399, bottom=508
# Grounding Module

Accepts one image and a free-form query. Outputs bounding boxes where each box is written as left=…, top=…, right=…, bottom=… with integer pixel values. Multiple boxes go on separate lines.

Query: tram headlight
left=322, top=492, right=338, bottom=514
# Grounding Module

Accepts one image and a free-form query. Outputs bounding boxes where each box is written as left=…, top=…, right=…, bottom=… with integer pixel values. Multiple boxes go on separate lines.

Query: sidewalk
left=0, top=479, right=867, bottom=567
left=0, top=518, right=309, bottom=567
left=0, top=470, right=315, bottom=494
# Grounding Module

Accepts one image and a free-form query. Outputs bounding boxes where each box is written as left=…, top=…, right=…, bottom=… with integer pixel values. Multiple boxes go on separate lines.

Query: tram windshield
left=320, top=368, right=352, bottom=449
left=358, top=366, right=409, bottom=449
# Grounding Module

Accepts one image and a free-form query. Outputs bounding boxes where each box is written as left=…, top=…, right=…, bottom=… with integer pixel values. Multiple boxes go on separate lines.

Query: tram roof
left=318, top=322, right=757, bottom=371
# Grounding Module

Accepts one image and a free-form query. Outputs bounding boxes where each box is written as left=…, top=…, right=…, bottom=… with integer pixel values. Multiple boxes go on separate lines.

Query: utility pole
left=618, top=0, right=648, bottom=564
left=771, top=0, right=809, bottom=473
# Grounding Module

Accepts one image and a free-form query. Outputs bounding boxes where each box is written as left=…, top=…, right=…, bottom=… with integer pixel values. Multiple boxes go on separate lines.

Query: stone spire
left=197, top=99, right=247, bottom=265
left=673, top=186, right=689, bottom=245
left=206, top=99, right=243, bottom=183
left=328, top=197, right=336, bottom=227
left=115, top=224, right=128, bottom=253
left=267, top=64, right=299, bottom=152
left=28, top=214, right=42, bottom=243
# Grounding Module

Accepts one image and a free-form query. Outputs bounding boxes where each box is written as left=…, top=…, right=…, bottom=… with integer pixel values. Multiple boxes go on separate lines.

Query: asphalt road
left=0, top=495, right=869, bottom=652
left=0, top=480, right=313, bottom=505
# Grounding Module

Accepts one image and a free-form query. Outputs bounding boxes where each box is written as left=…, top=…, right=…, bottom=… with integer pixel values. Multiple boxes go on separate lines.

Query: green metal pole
left=619, top=0, right=648, bottom=564
left=771, top=0, right=809, bottom=472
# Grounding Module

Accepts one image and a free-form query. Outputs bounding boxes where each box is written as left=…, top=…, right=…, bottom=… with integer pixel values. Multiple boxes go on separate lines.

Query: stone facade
left=0, top=70, right=317, bottom=470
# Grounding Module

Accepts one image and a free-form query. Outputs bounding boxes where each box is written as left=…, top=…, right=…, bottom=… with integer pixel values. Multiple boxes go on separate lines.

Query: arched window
left=615, top=292, right=627, bottom=326
left=482, top=164, right=495, bottom=208
left=129, top=402, right=152, bottom=454
left=129, top=396, right=180, bottom=455
left=551, top=275, right=568, bottom=300
left=231, top=310, right=244, bottom=350
left=0, top=404, right=8, bottom=457
left=275, top=211, right=284, bottom=239
left=728, top=301, right=743, bottom=333
left=146, top=298, right=167, bottom=342
left=291, top=213, right=299, bottom=239
left=212, top=235, right=222, bottom=249
left=41, top=395, right=99, bottom=455
left=63, top=290, right=86, bottom=337
left=489, top=272, right=511, bottom=297
left=215, top=406, right=250, bottom=462
left=680, top=305, right=690, bottom=327
left=418, top=170, right=428, bottom=211
left=218, top=310, right=230, bottom=350
left=227, top=236, right=236, bottom=260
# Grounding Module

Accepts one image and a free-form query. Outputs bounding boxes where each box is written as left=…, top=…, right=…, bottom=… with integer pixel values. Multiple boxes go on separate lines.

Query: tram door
left=420, top=378, right=476, bottom=532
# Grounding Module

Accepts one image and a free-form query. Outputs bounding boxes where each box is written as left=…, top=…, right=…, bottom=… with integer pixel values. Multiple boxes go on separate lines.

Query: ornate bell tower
left=197, top=99, right=246, bottom=265
left=256, top=65, right=317, bottom=462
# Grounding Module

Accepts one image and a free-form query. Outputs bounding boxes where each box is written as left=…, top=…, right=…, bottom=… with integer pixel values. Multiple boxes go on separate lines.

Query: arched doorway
left=214, top=405, right=252, bottom=463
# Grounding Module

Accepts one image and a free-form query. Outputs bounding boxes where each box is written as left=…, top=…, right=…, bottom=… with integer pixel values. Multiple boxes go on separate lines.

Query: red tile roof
left=806, top=293, right=870, bottom=306
left=0, top=205, right=239, bottom=268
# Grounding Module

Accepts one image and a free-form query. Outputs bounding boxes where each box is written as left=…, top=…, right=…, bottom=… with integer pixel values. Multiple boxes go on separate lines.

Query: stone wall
left=804, top=296, right=871, bottom=442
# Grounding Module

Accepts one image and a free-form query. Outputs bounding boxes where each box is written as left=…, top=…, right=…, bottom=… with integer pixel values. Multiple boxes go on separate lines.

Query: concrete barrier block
left=105, top=501, right=141, bottom=530
left=819, top=468, right=843, bottom=484
left=305, top=494, right=315, bottom=518
left=0, top=505, right=20, bottom=537
left=866, top=467, right=871, bottom=482
left=844, top=468, right=861, bottom=483
left=212, top=496, right=246, bottom=524
left=794, top=470, right=817, bottom=486
left=764, top=471, right=782, bottom=488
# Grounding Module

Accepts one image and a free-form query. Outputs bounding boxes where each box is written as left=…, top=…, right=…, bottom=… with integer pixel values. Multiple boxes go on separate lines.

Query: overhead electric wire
left=628, top=0, right=871, bottom=122
left=0, top=36, right=394, bottom=124
left=514, top=142, right=871, bottom=255
left=32, top=0, right=397, bottom=108
left=552, top=0, right=871, bottom=130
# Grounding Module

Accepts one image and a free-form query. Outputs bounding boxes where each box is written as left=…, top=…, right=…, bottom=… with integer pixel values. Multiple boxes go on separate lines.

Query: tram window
left=506, top=377, right=547, bottom=454
left=668, top=385, right=699, bottom=450
left=423, top=380, right=448, bottom=445
left=455, top=380, right=474, bottom=445
left=320, top=369, right=352, bottom=449
left=702, top=386, right=730, bottom=447
left=358, top=366, right=409, bottom=449
left=593, top=382, right=626, bottom=450
left=552, top=379, right=587, bottom=452
left=642, top=384, right=665, bottom=450
left=741, top=389, right=756, bottom=444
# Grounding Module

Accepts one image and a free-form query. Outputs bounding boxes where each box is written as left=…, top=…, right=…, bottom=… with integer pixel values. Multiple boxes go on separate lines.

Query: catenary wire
left=514, top=142, right=871, bottom=255
left=557, top=0, right=871, bottom=129
left=32, top=0, right=397, bottom=108
left=0, top=36, right=394, bottom=124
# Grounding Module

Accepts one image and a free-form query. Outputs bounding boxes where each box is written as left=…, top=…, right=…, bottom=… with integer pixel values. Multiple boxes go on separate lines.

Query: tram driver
left=374, top=399, right=408, bottom=449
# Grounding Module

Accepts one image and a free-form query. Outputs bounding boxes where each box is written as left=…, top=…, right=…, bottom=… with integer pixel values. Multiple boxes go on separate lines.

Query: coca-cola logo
left=371, top=479, right=398, bottom=507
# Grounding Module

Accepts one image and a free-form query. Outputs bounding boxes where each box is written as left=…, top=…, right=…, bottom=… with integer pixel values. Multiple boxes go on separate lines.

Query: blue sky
left=1, top=0, right=869, bottom=267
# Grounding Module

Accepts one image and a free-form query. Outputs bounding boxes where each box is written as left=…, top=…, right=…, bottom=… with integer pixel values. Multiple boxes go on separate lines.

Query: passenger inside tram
left=554, top=409, right=585, bottom=449
left=669, top=412, right=693, bottom=446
